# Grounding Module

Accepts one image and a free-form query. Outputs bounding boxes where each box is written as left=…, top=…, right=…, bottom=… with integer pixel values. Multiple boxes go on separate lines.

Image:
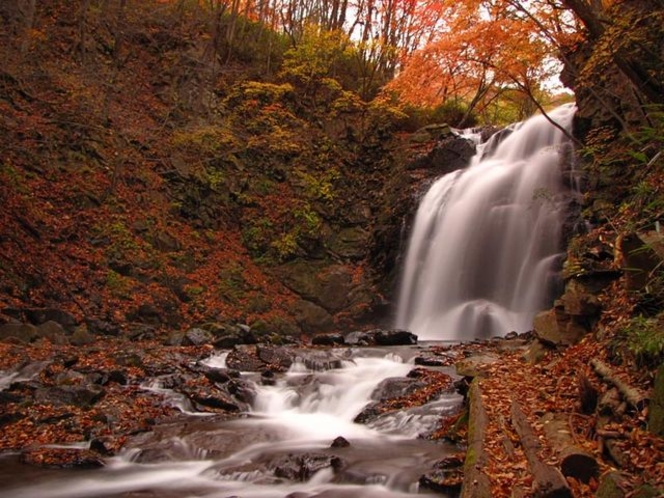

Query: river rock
left=343, top=330, right=373, bottom=346
left=311, top=333, right=345, bottom=346
left=20, top=448, right=104, bottom=469
left=373, top=329, right=417, bottom=345
left=202, top=322, right=257, bottom=348
left=226, top=347, right=265, bottom=372
left=354, top=376, right=424, bottom=423
left=331, top=436, right=350, bottom=448
left=271, top=453, right=344, bottom=481
left=256, top=345, right=294, bottom=370
left=189, top=386, right=243, bottom=412
left=419, top=454, right=465, bottom=493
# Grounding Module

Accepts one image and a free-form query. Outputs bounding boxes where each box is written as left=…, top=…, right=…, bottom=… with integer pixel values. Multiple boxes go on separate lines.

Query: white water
left=0, top=349, right=460, bottom=498
left=396, top=105, right=576, bottom=340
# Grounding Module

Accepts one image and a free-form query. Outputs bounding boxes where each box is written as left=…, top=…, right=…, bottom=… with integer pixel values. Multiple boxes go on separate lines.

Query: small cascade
left=396, top=105, right=577, bottom=340
left=0, top=348, right=462, bottom=498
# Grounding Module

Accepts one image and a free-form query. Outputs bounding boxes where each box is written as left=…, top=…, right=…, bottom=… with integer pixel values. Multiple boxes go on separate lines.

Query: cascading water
left=396, top=104, right=577, bottom=340
left=0, top=348, right=462, bottom=498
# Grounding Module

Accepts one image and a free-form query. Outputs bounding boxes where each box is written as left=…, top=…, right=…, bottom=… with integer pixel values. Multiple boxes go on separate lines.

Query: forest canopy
left=3, top=0, right=662, bottom=125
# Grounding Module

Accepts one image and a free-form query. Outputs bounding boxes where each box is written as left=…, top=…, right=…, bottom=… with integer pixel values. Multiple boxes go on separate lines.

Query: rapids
left=396, top=105, right=577, bottom=340
left=0, top=347, right=461, bottom=498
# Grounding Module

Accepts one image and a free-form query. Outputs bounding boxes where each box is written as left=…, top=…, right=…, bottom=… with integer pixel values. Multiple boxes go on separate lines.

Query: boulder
left=85, top=318, right=121, bottom=336
left=37, top=321, right=69, bottom=344
left=183, top=328, right=214, bottom=346
left=533, top=308, right=589, bottom=346
left=455, top=354, right=500, bottom=378
left=0, top=323, right=39, bottom=343
left=311, top=333, right=345, bottom=346
left=226, top=347, right=265, bottom=372
left=23, top=308, right=78, bottom=332
left=344, top=330, right=373, bottom=346
left=618, top=231, right=664, bottom=291
left=208, top=323, right=257, bottom=348
left=34, top=385, right=104, bottom=408
left=419, top=454, right=465, bottom=493
left=373, top=329, right=417, bottom=345
left=69, top=327, right=96, bottom=346
left=256, top=345, right=294, bottom=370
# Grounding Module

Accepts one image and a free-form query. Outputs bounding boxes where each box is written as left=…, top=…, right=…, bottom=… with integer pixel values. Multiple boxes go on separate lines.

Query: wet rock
left=343, top=330, right=373, bottom=346
left=419, top=454, right=465, bottom=493
left=311, top=333, right=345, bottom=346
left=373, top=329, right=417, bottom=346
left=226, top=378, right=257, bottom=405
left=522, top=340, right=552, bottom=364
left=198, top=365, right=231, bottom=384
left=408, top=134, right=475, bottom=174
left=371, top=377, right=423, bottom=401
left=354, top=376, right=424, bottom=424
left=272, top=453, right=344, bottom=481
left=261, top=370, right=276, bottom=386
left=414, top=354, right=447, bottom=367
left=190, top=387, right=243, bottom=412
left=331, top=436, right=350, bottom=448
left=256, top=345, right=294, bottom=370
left=20, top=448, right=104, bottom=469
left=294, top=350, right=345, bottom=371
left=226, top=348, right=265, bottom=372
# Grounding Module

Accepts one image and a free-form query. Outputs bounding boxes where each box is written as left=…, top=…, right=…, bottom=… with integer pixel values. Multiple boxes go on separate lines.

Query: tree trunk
left=511, top=400, right=572, bottom=498
left=590, top=359, right=647, bottom=411
left=541, top=412, right=599, bottom=483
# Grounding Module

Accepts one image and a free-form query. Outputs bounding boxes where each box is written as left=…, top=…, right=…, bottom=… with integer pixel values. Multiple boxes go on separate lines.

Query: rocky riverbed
left=1, top=313, right=662, bottom=498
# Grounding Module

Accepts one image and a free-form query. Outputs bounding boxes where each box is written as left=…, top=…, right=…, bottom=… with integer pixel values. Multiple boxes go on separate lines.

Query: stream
left=0, top=346, right=462, bottom=498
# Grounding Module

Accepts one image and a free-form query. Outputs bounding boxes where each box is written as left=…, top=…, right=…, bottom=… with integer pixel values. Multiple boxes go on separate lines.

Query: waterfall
left=396, top=104, right=577, bottom=341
